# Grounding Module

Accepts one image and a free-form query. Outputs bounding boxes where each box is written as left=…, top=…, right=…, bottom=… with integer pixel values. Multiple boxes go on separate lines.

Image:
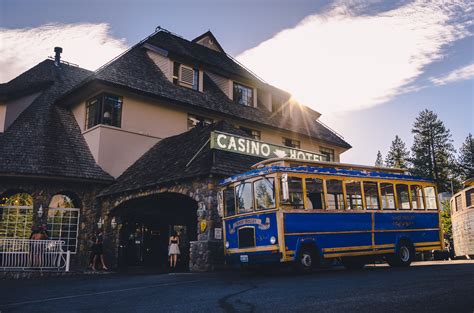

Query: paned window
left=381, top=183, right=396, bottom=209
left=346, top=180, right=363, bottom=210
left=326, top=180, right=345, bottom=210
left=455, top=195, right=462, bottom=212
left=233, top=82, right=254, bottom=106
left=410, top=185, right=424, bottom=210
left=320, top=147, right=335, bottom=162
left=424, top=186, right=437, bottom=210
left=0, top=193, right=33, bottom=239
left=396, top=184, right=411, bottom=209
left=254, top=178, right=275, bottom=210
left=364, top=181, right=380, bottom=210
left=86, top=93, right=122, bottom=129
left=305, top=178, right=325, bottom=209
left=466, top=189, right=473, bottom=207
left=240, top=127, right=261, bottom=140
left=47, top=194, right=80, bottom=253
left=282, top=137, right=301, bottom=149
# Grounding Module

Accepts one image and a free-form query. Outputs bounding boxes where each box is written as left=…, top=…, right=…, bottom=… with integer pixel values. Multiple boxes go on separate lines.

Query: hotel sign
left=210, top=131, right=326, bottom=161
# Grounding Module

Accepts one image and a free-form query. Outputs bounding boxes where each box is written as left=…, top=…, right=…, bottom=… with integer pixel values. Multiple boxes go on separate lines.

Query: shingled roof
left=59, top=30, right=351, bottom=149
left=99, top=121, right=263, bottom=197
left=0, top=60, right=114, bottom=182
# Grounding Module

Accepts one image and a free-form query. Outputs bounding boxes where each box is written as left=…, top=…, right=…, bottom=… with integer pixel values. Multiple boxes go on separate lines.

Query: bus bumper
left=225, top=251, right=282, bottom=265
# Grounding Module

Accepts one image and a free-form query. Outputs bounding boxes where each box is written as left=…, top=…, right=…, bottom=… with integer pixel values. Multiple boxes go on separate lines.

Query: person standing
left=168, top=231, right=180, bottom=270
left=90, top=231, right=108, bottom=271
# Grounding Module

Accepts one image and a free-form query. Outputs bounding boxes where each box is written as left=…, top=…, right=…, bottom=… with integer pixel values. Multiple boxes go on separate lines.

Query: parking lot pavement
left=1, top=260, right=473, bottom=313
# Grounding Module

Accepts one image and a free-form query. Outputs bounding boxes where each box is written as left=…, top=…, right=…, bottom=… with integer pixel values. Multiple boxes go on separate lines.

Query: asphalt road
left=1, top=260, right=473, bottom=313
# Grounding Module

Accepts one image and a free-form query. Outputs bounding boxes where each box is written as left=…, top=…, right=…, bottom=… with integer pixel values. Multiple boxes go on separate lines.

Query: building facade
left=0, top=28, right=351, bottom=270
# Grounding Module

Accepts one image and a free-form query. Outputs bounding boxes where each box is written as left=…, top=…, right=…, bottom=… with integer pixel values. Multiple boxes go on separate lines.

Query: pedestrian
left=29, top=225, right=48, bottom=267
left=90, top=231, right=108, bottom=271
left=168, top=231, right=180, bottom=270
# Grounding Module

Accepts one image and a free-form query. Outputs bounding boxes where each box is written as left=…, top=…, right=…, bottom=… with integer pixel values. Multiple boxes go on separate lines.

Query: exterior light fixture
left=111, top=217, right=117, bottom=229
left=37, top=205, right=44, bottom=218
left=97, top=217, right=103, bottom=229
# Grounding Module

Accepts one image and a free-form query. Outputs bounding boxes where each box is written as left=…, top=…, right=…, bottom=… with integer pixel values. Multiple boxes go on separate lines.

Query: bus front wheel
left=387, top=241, right=414, bottom=267
left=295, top=247, right=316, bottom=273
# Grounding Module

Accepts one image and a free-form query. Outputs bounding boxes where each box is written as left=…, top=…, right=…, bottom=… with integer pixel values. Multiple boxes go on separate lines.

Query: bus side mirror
left=281, top=173, right=289, bottom=202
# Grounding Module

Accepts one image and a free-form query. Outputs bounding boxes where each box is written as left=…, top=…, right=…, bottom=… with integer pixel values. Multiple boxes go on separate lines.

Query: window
left=466, top=189, right=473, bottom=207
left=396, top=184, right=410, bottom=209
left=455, top=195, right=462, bottom=212
left=236, top=183, right=254, bottom=213
left=86, top=93, right=122, bottom=129
left=424, top=186, right=437, bottom=210
left=320, top=147, right=335, bottom=162
left=282, top=137, right=301, bottom=149
left=305, top=178, right=325, bottom=209
left=410, top=185, right=424, bottom=210
left=187, top=114, right=213, bottom=130
left=240, top=127, right=261, bottom=140
left=254, top=178, right=275, bottom=210
left=364, top=181, right=380, bottom=210
left=233, top=82, right=254, bottom=106
left=223, top=188, right=236, bottom=217
left=282, top=177, right=304, bottom=207
left=326, top=179, right=345, bottom=210
left=346, top=180, right=363, bottom=210
left=380, top=183, right=396, bottom=209
left=173, top=62, right=199, bottom=90
left=0, top=193, right=33, bottom=239
left=47, top=195, right=80, bottom=253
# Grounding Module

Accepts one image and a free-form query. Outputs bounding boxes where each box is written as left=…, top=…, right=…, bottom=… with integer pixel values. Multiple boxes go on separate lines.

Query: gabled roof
left=192, top=30, right=225, bottom=53
left=0, top=60, right=114, bottom=182
left=99, top=121, right=263, bottom=197
left=58, top=30, right=351, bottom=149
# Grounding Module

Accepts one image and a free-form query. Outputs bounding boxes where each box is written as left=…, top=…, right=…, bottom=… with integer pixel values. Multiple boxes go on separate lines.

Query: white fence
left=0, top=239, right=70, bottom=271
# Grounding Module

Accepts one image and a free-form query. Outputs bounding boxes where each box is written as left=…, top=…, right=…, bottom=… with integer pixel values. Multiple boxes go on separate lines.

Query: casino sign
left=210, top=131, right=327, bottom=162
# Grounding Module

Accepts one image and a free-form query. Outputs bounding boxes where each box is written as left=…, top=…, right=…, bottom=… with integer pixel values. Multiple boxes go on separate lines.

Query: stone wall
left=99, top=176, right=225, bottom=271
left=452, top=208, right=474, bottom=257
left=0, top=176, right=108, bottom=268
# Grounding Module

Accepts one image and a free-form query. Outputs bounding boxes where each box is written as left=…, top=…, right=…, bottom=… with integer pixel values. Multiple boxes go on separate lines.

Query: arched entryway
left=112, top=192, right=198, bottom=270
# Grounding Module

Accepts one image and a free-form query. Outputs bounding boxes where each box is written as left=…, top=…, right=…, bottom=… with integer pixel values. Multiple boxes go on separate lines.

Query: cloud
left=0, top=23, right=127, bottom=83
left=429, top=63, right=474, bottom=86
left=237, top=0, right=473, bottom=114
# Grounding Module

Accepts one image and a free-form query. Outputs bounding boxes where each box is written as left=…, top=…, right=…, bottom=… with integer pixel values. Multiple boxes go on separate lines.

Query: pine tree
left=375, top=151, right=383, bottom=167
left=458, top=133, right=474, bottom=181
left=385, top=135, right=410, bottom=168
left=410, top=109, right=456, bottom=192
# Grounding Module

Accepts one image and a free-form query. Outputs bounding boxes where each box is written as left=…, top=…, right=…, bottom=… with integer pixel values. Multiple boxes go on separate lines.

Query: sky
left=1, top=0, right=473, bottom=165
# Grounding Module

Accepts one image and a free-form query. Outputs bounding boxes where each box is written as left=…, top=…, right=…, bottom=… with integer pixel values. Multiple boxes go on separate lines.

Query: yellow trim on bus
left=226, top=244, right=279, bottom=254
left=324, top=249, right=395, bottom=258
left=414, top=241, right=441, bottom=247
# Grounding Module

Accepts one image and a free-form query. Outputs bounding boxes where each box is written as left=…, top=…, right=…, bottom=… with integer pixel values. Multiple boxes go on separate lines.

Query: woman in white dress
left=168, top=231, right=180, bottom=269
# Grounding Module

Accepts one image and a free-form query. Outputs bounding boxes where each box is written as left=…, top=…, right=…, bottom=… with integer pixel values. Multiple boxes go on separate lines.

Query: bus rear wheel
left=387, top=241, right=414, bottom=267
left=295, top=248, right=316, bottom=273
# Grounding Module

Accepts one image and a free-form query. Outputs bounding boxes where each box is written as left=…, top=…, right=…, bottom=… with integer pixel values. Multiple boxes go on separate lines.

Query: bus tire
left=387, top=240, right=414, bottom=267
left=342, top=257, right=366, bottom=270
left=295, top=247, right=316, bottom=273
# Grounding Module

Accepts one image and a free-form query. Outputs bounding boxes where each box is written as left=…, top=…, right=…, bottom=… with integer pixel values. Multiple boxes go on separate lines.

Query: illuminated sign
left=210, top=131, right=326, bottom=161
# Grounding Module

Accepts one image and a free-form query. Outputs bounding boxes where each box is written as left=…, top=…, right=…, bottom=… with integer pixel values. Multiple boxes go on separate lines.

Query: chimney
left=54, top=47, right=63, bottom=67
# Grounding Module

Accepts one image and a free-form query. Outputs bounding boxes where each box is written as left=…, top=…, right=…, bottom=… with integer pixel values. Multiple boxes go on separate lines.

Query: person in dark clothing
left=89, top=231, right=108, bottom=271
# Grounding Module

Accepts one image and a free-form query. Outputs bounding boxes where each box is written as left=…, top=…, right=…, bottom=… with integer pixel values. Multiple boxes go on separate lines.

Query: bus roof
left=220, top=158, right=433, bottom=185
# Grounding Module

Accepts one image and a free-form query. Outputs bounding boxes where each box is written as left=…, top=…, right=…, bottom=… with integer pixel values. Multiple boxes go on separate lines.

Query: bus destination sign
left=210, top=131, right=326, bottom=161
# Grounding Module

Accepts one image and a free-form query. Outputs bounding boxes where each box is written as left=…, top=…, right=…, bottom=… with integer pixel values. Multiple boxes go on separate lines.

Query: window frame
left=47, top=207, right=80, bottom=254
left=282, top=137, right=301, bottom=149
left=253, top=177, right=276, bottom=211
left=395, top=184, right=411, bottom=210
left=233, top=82, right=254, bottom=106
left=325, top=178, right=346, bottom=210
left=380, top=182, right=396, bottom=210
left=235, top=182, right=254, bottom=214
left=319, top=147, right=335, bottom=162
left=85, top=93, right=123, bottom=130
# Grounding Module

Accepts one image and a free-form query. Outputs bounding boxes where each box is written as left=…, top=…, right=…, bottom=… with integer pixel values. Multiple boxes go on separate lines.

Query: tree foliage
left=385, top=135, right=410, bottom=168
left=440, top=200, right=452, bottom=241
left=410, top=110, right=456, bottom=192
left=458, top=133, right=474, bottom=181
left=375, top=150, right=383, bottom=167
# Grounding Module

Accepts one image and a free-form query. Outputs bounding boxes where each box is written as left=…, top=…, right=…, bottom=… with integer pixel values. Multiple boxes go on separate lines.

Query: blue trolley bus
left=220, top=158, right=443, bottom=271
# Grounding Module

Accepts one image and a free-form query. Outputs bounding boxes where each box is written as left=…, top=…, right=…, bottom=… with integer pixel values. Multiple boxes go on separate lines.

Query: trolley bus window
left=326, top=179, right=345, bottom=210
left=282, top=177, right=304, bottom=207
left=224, top=187, right=236, bottom=217
left=345, top=180, right=363, bottom=210
left=410, top=185, right=424, bottom=210
left=396, top=184, right=410, bottom=209
left=305, top=178, right=325, bottom=210
left=236, top=183, right=254, bottom=213
left=424, top=186, right=437, bottom=210
left=381, top=183, right=396, bottom=210
left=254, top=178, right=275, bottom=210
left=364, top=181, right=380, bottom=210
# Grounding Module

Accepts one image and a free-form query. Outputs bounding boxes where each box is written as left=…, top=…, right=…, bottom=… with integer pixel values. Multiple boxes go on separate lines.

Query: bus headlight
left=225, top=241, right=229, bottom=248
left=270, top=236, right=276, bottom=244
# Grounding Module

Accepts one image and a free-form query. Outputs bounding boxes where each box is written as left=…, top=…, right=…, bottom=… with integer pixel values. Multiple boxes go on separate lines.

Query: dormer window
left=86, top=93, right=122, bottom=129
left=233, top=82, right=253, bottom=106
left=173, top=62, right=199, bottom=90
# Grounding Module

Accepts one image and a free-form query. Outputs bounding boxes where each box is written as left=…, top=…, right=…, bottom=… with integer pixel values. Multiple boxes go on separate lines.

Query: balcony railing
left=0, top=239, right=70, bottom=271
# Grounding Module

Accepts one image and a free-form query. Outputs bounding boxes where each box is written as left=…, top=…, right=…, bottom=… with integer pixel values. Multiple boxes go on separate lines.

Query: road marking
left=0, top=278, right=210, bottom=308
